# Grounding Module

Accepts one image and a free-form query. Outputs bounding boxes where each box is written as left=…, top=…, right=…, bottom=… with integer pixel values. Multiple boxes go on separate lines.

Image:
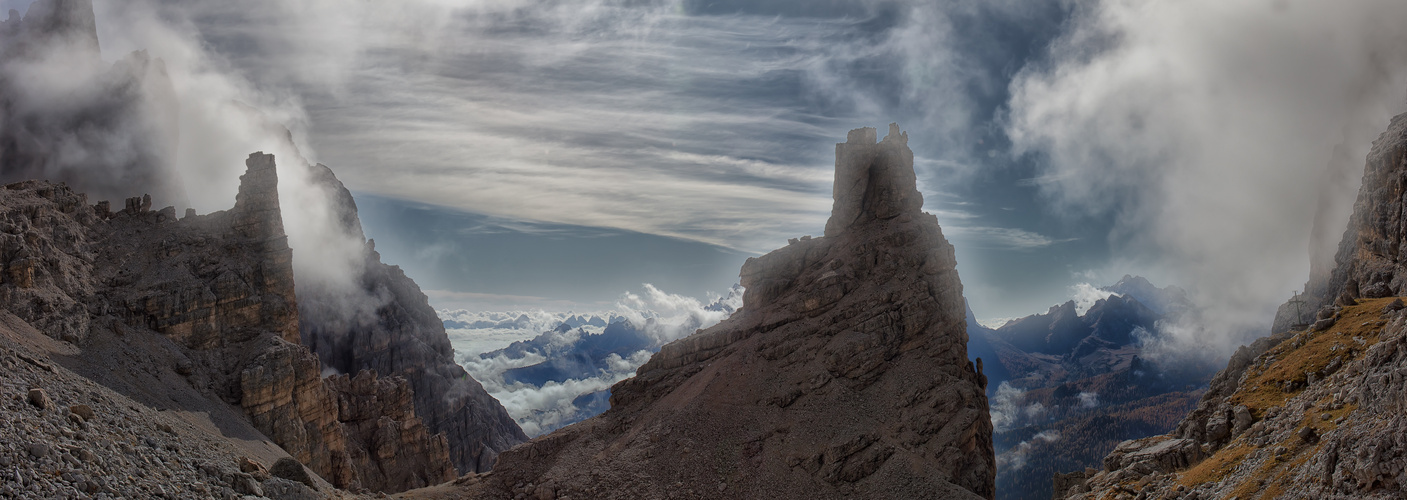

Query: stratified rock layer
left=485, top=124, right=994, bottom=500
left=298, top=163, right=527, bottom=474
left=1069, top=111, right=1407, bottom=499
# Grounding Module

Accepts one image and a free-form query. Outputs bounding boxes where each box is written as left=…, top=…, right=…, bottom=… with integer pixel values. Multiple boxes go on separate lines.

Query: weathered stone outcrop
left=0, top=180, right=101, bottom=343
left=298, top=163, right=527, bottom=474
left=482, top=124, right=993, bottom=500
left=0, top=153, right=455, bottom=494
left=1067, top=111, right=1407, bottom=499
left=239, top=340, right=358, bottom=489
left=98, top=153, right=299, bottom=349
left=1099, top=437, right=1205, bottom=475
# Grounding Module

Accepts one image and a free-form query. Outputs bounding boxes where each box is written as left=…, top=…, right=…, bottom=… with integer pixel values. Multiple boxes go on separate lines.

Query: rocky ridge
left=1062, top=111, right=1407, bottom=499
left=1060, top=299, right=1407, bottom=499
left=0, top=153, right=453, bottom=494
left=452, top=124, right=993, bottom=500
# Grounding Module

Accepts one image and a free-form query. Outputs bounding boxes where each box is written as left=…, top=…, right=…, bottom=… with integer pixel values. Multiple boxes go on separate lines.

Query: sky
left=9, top=0, right=1407, bottom=350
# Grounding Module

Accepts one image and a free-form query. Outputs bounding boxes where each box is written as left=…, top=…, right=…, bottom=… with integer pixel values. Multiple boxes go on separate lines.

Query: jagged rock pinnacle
left=825, top=123, right=921, bottom=237
left=233, top=152, right=287, bottom=242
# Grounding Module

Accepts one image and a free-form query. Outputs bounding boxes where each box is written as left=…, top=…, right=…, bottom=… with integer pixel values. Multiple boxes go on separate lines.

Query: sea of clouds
left=443, top=284, right=743, bottom=436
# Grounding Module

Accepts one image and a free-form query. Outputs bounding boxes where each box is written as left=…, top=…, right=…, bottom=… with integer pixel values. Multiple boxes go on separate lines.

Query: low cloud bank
left=452, top=284, right=743, bottom=436
left=990, top=382, right=1046, bottom=434
left=997, top=430, right=1061, bottom=471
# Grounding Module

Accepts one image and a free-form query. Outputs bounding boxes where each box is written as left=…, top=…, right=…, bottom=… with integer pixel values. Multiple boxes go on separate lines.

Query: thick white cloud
left=1008, top=0, right=1407, bottom=354
left=997, top=429, right=1060, bottom=471
left=989, top=381, right=1045, bottom=433
left=614, top=284, right=740, bottom=345
left=52, top=0, right=381, bottom=307
left=1069, top=283, right=1116, bottom=315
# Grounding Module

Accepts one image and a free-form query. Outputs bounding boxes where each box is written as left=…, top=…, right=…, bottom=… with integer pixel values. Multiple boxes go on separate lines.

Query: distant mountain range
left=965, top=276, right=1214, bottom=500
left=491, top=321, right=652, bottom=386
left=968, top=275, right=1194, bottom=393
left=443, top=312, right=611, bottom=333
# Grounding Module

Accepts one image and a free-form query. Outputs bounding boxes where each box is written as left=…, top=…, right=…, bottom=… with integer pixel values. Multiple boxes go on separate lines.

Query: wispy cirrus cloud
left=34, top=0, right=1088, bottom=316
left=945, top=225, right=1074, bottom=250
left=113, top=0, right=1015, bottom=254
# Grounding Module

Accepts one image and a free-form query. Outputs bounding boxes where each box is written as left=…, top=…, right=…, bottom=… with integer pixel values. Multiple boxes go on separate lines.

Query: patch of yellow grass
left=1231, top=297, right=1391, bottom=417
left=1179, top=442, right=1252, bottom=488
left=1174, top=298, right=1394, bottom=493
left=1257, top=479, right=1286, bottom=500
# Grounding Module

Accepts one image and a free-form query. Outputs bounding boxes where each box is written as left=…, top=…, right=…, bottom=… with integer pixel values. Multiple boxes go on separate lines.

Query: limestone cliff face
left=0, top=180, right=101, bottom=344
left=327, top=370, right=457, bottom=492
left=1068, top=112, right=1407, bottom=499
left=297, top=163, right=528, bottom=475
left=1322, top=114, right=1407, bottom=304
left=239, top=340, right=359, bottom=488
left=485, top=124, right=993, bottom=500
left=0, top=153, right=453, bottom=493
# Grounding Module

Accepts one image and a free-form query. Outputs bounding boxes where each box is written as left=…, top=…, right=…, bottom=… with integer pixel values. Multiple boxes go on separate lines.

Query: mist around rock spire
left=0, top=150, right=468, bottom=494
left=0, top=0, right=185, bottom=208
